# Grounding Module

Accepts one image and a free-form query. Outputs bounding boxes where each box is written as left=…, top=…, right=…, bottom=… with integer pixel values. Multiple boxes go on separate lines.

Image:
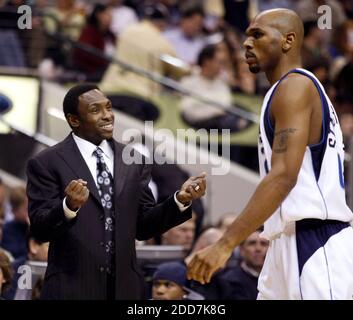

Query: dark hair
left=197, top=44, right=218, bottom=67
left=63, top=83, right=99, bottom=116
left=26, top=229, right=45, bottom=252
left=180, top=4, right=204, bottom=19
left=303, top=20, right=318, bottom=37
left=143, top=3, right=170, bottom=21
left=87, top=3, right=109, bottom=28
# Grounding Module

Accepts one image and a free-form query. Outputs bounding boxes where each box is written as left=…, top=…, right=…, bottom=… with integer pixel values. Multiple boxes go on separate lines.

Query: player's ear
left=282, top=32, right=296, bottom=52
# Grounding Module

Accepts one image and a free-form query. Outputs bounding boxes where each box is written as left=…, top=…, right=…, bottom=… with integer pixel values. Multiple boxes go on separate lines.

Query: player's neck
left=266, top=59, right=302, bottom=85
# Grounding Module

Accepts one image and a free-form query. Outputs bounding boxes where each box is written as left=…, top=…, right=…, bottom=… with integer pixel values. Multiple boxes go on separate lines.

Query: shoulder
left=28, top=136, right=71, bottom=166
left=275, top=73, right=317, bottom=99
left=271, top=72, right=319, bottom=113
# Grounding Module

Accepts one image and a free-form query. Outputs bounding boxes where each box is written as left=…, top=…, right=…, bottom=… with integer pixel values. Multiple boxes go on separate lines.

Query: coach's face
left=243, top=16, right=283, bottom=74
left=71, top=89, right=115, bottom=145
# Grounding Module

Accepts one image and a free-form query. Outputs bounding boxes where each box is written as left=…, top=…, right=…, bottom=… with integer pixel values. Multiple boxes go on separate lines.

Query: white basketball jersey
left=258, top=68, right=353, bottom=240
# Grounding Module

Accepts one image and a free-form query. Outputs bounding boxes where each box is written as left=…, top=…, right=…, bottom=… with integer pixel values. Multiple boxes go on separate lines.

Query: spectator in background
left=301, top=20, right=331, bottom=89
left=161, top=214, right=196, bottom=254
left=100, top=3, right=176, bottom=98
left=295, top=0, right=346, bottom=45
left=218, top=213, right=237, bottom=233
left=203, top=0, right=225, bottom=33
left=3, top=233, right=49, bottom=300
left=223, top=0, right=250, bottom=33
left=331, top=20, right=353, bottom=77
left=180, top=44, right=249, bottom=132
left=0, top=187, right=29, bottom=260
left=0, top=248, right=13, bottom=299
left=152, top=261, right=204, bottom=300
left=221, top=228, right=269, bottom=300
left=301, top=21, right=331, bottom=70
left=109, top=0, right=138, bottom=37
left=216, top=29, right=256, bottom=94
left=73, top=4, right=116, bottom=81
left=163, top=4, right=206, bottom=65
left=43, top=0, right=86, bottom=67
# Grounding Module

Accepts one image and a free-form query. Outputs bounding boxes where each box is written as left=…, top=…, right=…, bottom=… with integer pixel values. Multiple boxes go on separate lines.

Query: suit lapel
left=111, top=141, right=129, bottom=202
left=57, top=135, right=101, bottom=205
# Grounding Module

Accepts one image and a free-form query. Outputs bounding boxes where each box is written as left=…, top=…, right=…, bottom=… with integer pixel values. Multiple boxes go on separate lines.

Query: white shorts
left=257, top=219, right=353, bottom=300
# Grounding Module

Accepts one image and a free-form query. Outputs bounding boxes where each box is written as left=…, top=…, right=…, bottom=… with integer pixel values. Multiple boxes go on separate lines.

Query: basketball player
left=187, top=9, right=353, bottom=299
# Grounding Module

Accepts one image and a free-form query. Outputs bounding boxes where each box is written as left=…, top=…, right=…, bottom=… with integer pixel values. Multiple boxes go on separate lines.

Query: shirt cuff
left=63, top=198, right=80, bottom=220
left=174, top=191, right=191, bottom=212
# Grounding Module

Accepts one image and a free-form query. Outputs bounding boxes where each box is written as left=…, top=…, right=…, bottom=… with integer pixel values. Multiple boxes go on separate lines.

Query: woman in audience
left=0, top=248, right=13, bottom=299
left=73, top=3, right=116, bottom=81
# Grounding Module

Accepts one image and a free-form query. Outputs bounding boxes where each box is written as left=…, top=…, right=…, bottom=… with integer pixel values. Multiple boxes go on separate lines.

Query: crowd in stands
left=1, top=0, right=353, bottom=299
left=1, top=0, right=353, bottom=169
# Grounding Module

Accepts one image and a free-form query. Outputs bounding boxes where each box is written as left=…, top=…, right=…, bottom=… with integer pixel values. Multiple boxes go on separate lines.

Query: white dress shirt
left=63, top=134, right=190, bottom=219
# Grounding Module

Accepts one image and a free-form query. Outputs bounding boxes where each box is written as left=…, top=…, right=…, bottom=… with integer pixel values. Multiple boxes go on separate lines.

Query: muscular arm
left=187, top=75, right=320, bottom=284
left=219, top=75, right=314, bottom=250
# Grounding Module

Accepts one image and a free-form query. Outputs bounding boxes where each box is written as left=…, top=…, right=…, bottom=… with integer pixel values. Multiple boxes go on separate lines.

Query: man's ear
left=66, top=113, right=80, bottom=129
left=282, top=32, right=296, bottom=52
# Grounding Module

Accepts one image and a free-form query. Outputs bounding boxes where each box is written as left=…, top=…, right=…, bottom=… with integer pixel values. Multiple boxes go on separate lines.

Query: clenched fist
left=176, top=172, right=207, bottom=205
left=65, top=179, right=89, bottom=210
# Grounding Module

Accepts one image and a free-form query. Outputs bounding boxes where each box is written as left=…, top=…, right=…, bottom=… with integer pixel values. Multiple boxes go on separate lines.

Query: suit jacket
left=26, top=134, right=191, bottom=300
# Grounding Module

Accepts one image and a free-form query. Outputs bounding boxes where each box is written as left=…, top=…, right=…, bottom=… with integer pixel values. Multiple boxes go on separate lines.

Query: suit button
left=99, top=266, right=105, bottom=272
left=99, top=215, right=104, bottom=220
left=100, top=241, right=104, bottom=247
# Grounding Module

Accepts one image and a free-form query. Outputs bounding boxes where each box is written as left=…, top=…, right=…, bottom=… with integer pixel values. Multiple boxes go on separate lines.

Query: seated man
left=161, top=215, right=196, bottom=255
left=0, top=186, right=29, bottom=260
left=221, top=228, right=269, bottom=300
left=152, top=261, right=204, bottom=300
left=180, top=44, right=249, bottom=132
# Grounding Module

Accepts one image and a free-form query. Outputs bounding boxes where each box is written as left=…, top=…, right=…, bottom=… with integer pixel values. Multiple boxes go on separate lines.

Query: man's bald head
left=244, top=8, right=304, bottom=74
left=253, top=9, right=304, bottom=49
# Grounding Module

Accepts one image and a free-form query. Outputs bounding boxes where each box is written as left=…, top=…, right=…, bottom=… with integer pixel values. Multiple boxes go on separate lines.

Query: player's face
left=72, top=89, right=115, bottom=145
left=152, top=280, right=185, bottom=300
left=243, top=22, right=283, bottom=74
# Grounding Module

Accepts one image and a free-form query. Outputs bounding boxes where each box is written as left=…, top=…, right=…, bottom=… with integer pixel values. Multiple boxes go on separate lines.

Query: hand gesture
left=186, top=242, right=233, bottom=284
left=65, top=179, right=89, bottom=210
left=176, top=172, right=206, bottom=205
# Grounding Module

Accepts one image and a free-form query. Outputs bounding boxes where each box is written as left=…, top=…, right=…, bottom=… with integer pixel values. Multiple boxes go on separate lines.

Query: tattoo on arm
left=273, top=128, right=298, bottom=153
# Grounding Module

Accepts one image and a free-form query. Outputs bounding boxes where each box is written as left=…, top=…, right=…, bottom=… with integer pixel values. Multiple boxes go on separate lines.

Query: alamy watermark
left=121, top=121, right=231, bottom=176
left=17, top=265, right=32, bottom=290
left=17, top=5, right=32, bottom=30
left=317, top=5, right=332, bottom=30
left=16, top=4, right=333, bottom=30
